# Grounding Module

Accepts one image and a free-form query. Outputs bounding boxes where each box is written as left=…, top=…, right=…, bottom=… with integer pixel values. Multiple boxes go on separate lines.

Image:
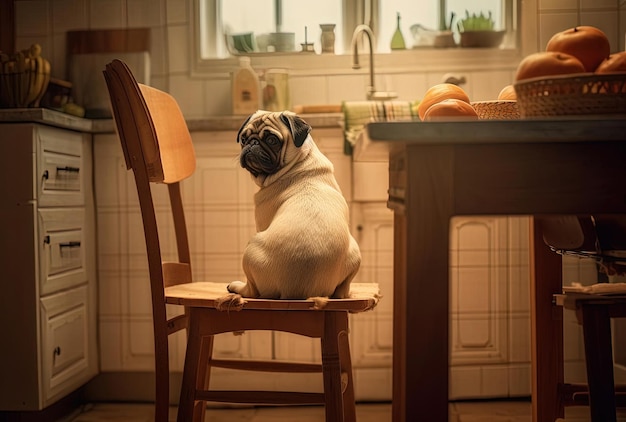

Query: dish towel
left=341, top=100, right=416, bottom=154
left=563, top=282, right=626, bottom=295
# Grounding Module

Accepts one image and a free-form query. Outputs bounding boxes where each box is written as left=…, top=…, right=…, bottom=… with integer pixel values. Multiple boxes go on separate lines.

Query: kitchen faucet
left=351, top=24, right=397, bottom=101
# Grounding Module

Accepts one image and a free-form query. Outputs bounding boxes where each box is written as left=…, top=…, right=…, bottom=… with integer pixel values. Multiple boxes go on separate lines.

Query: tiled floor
left=65, top=400, right=626, bottom=422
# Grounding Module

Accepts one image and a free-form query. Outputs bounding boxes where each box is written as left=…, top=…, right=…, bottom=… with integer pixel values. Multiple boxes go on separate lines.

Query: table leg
left=530, top=218, right=564, bottom=422
left=391, top=145, right=453, bottom=422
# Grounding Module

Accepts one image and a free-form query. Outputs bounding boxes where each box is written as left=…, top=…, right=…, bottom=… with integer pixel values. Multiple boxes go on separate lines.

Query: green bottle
left=391, top=12, right=406, bottom=50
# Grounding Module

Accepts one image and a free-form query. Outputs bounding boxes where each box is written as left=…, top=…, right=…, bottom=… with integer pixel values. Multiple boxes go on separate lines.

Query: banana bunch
left=0, top=44, right=51, bottom=108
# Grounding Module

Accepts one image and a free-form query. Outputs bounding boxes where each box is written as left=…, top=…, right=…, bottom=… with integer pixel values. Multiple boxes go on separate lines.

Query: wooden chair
left=102, top=59, right=380, bottom=422
left=539, top=215, right=626, bottom=422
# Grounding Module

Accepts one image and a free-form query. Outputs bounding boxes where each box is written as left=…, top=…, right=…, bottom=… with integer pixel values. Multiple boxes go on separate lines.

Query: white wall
left=13, top=0, right=625, bottom=118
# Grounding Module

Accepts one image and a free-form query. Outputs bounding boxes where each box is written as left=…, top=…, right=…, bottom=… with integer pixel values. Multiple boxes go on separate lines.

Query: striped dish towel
left=341, top=100, right=416, bottom=153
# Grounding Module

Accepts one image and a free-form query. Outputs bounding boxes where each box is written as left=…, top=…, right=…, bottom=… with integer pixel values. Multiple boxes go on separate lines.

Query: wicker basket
left=471, top=100, right=520, bottom=119
left=514, top=72, right=626, bottom=118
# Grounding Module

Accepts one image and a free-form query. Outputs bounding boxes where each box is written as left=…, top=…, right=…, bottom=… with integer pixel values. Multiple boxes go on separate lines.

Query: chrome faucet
left=350, top=24, right=397, bottom=101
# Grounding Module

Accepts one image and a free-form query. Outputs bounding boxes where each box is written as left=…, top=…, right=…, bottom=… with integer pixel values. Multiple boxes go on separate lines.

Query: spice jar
left=320, top=24, right=336, bottom=54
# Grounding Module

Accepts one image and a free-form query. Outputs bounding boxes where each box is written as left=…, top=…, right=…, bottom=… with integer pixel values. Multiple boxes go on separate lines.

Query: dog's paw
left=227, top=281, right=246, bottom=294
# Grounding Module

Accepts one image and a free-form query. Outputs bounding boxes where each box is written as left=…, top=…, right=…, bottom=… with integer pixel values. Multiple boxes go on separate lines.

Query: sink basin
left=368, top=91, right=398, bottom=101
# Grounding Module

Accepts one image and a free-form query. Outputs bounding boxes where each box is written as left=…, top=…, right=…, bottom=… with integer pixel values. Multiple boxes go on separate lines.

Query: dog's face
left=236, top=110, right=311, bottom=182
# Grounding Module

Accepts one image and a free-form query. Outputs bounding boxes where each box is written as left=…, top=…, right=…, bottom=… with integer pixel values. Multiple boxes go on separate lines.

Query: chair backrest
left=539, top=215, right=598, bottom=252
left=540, top=215, right=626, bottom=254
left=103, top=58, right=195, bottom=417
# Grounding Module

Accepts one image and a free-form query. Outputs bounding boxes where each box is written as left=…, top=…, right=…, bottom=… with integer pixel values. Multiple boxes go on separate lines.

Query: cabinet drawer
left=37, top=126, right=84, bottom=207
left=38, top=208, right=86, bottom=295
left=40, top=285, right=90, bottom=404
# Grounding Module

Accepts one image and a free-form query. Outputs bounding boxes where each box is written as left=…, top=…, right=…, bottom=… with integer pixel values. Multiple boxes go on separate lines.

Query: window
left=219, top=0, right=344, bottom=55
left=192, top=0, right=523, bottom=76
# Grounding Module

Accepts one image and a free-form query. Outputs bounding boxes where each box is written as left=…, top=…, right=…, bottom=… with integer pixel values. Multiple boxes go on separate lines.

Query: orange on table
left=417, top=83, right=471, bottom=120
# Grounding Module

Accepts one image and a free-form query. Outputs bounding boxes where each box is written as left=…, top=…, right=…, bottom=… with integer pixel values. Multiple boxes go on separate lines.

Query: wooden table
left=357, top=117, right=626, bottom=422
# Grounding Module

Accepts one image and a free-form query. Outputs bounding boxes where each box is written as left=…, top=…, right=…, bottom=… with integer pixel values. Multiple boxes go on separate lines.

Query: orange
left=497, top=85, right=517, bottom=100
left=546, top=26, right=610, bottom=72
left=595, top=51, right=626, bottom=73
left=515, top=51, right=586, bottom=81
left=422, top=98, right=479, bottom=121
left=417, top=83, right=470, bottom=121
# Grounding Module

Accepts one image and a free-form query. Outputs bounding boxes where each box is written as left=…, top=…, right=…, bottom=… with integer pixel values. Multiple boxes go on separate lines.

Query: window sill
left=190, top=47, right=523, bottom=79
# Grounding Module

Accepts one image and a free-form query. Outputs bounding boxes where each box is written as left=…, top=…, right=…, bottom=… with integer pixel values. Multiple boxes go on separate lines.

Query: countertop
left=0, top=108, right=344, bottom=133
left=354, top=115, right=626, bottom=162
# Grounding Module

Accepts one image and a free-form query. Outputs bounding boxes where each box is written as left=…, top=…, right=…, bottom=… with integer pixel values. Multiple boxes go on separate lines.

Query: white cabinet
left=94, top=127, right=390, bottom=399
left=0, top=124, right=98, bottom=411
left=448, top=216, right=532, bottom=399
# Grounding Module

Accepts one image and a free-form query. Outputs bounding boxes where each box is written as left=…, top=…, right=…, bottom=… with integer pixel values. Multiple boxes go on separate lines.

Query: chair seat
left=165, top=282, right=381, bottom=313
left=554, top=292, right=626, bottom=318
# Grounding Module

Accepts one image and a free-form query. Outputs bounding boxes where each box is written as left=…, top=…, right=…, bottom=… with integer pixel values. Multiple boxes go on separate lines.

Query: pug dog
left=227, top=110, right=361, bottom=299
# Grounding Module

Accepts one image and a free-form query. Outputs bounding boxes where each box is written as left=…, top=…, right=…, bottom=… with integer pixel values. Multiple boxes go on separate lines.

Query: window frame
left=189, top=0, right=536, bottom=80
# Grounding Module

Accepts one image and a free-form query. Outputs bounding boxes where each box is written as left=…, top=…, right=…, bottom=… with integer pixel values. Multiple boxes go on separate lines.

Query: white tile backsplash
left=327, top=73, right=370, bottom=102
left=580, top=10, right=621, bottom=51
left=148, top=26, right=167, bottom=76
left=538, top=0, right=578, bottom=11
left=12, top=0, right=625, bottom=113
left=166, top=0, right=188, bottom=25
left=88, top=0, right=126, bottom=29
left=468, top=69, right=516, bottom=101
left=128, top=0, right=164, bottom=27
left=15, top=0, right=50, bottom=37
left=580, top=0, right=620, bottom=9
left=538, top=11, right=580, bottom=48
left=166, top=24, right=189, bottom=73
left=51, top=0, right=88, bottom=33
left=201, top=78, right=232, bottom=116
left=290, top=75, right=328, bottom=106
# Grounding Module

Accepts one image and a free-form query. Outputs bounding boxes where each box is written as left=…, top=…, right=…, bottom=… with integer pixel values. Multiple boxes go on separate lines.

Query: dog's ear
left=280, top=113, right=311, bottom=147
left=236, top=114, right=254, bottom=143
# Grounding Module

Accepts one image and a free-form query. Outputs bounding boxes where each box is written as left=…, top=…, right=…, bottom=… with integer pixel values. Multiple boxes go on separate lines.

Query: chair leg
left=154, top=338, right=171, bottom=422
left=338, top=314, right=357, bottom=422
left=322, top=311, right=348, bottom=422
left=178, top=309, right=204, bottom=422
left=192, top=335, right=214, bottom=422
left=581, top=303, right=617, bottom=422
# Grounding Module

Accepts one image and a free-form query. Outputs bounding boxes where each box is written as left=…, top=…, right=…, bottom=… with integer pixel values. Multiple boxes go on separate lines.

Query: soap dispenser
left=232, top=56, right=260, bottom=115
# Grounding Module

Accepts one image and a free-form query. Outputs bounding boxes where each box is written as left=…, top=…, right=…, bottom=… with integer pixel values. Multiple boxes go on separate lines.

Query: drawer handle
left=42, top=170, right=48, bottom=180
left=43, top=235, right=50, bottom=244
left=56, top=166, right=80, bottom=174
left=53, top=346, right=61, bottom=356
left=60, top=241, right=81, bottom=248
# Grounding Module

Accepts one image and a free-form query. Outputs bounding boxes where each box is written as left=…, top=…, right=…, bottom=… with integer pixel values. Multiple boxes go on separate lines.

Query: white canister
left=263, top=69, right=290, bottom=112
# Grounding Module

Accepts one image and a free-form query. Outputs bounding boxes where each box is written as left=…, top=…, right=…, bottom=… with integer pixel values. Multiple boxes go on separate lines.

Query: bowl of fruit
left=513, top=26, right=626, bottom=117
left=0, top=44, right=50, bottom=108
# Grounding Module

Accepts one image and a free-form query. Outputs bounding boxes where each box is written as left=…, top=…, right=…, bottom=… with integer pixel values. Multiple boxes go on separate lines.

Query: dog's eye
left=265, top=135, right=280, bottom=146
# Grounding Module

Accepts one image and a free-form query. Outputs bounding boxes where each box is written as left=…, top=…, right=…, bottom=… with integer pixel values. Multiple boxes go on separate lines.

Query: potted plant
left=457, top=10, right=505, bottom=48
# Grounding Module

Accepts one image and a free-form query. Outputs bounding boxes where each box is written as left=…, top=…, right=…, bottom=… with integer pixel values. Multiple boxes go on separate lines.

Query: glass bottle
left=391, top=12, right=406, bottom=50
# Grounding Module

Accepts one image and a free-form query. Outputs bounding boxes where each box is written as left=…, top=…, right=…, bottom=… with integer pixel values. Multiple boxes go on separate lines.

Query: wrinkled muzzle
left=240, top=140, right=282, bottom=177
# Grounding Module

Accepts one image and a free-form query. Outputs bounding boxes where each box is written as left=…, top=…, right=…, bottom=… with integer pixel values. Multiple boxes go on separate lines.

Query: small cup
left=231, top=32, right=256, bottom=53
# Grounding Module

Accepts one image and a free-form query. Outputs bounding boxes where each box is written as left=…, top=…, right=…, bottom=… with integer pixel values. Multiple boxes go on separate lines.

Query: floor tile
left=69, top=400, right=626, bottom=422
